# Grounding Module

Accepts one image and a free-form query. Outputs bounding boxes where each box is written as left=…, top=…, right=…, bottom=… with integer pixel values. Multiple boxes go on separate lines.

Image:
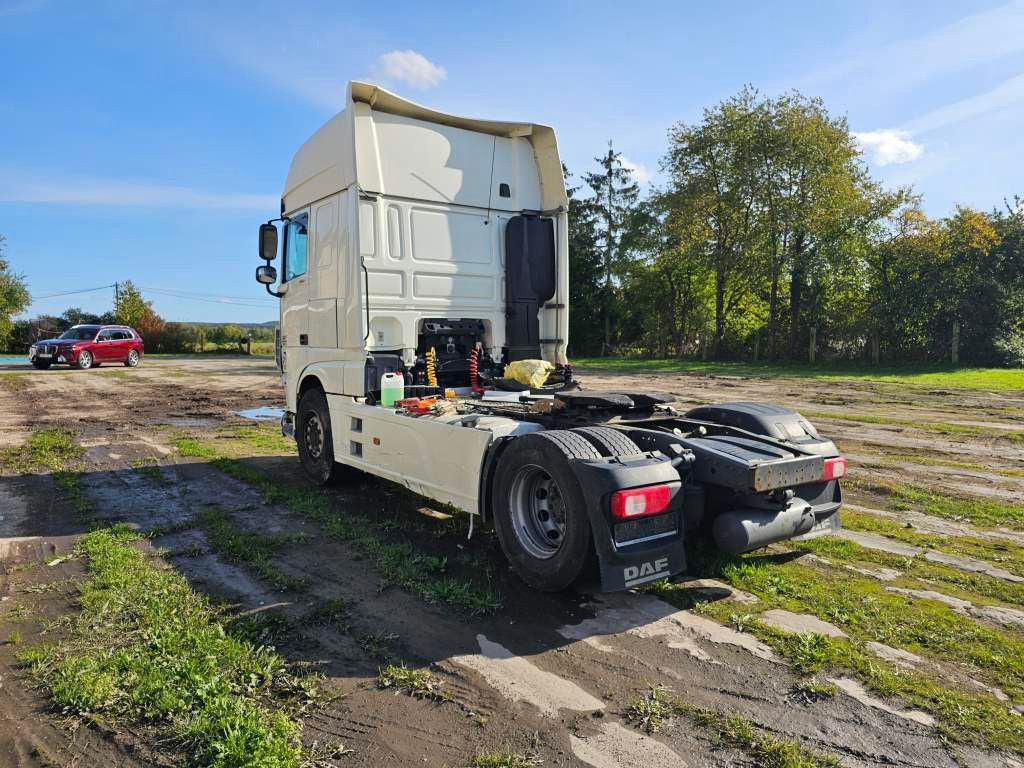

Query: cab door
left=281, top=211, right=311, bottom=355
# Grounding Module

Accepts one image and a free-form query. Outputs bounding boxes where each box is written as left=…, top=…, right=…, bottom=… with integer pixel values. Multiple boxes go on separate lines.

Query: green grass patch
left=652, top=547, right=1024, bottom=751
left=625, top=686, right=841, bottom=767
left=0, top=372, right=28, bottom=392
left=840, top=508, right=1024, bottom=577
left=0, top=428, right=83, bottom=473
left=801, top=410, right=1024, bottom=443
left=195, top=505, right=307, bottom=592
left=22, top=528, right=307, bottom=767
left=847, top=477, right=1024, bottom=529
left=572, top=357, right=1024, bottom=390
left=178, top=435, right=502, bottom=615
left=377, top=662, right=447, bottom=701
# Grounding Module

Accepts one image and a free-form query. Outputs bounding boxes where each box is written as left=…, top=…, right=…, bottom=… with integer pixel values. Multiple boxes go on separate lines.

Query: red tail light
left=611, top=484, right=671, bottom=519
left=822, top=457, right=847, bottom=481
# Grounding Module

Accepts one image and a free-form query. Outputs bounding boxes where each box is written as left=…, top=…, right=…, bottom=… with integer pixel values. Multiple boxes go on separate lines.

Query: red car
left=29, top=324, right=144, bottom=370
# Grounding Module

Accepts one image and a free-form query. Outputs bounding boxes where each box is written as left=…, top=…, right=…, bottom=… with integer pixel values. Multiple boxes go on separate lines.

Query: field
left=1, top=357, right=1023, bottom=767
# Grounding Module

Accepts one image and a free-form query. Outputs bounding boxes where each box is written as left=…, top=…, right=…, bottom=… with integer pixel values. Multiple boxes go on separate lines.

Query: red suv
left=29, top=325, right=144, bottom=370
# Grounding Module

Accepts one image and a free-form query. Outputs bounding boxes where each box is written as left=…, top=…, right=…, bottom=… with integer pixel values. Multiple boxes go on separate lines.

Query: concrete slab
left=759, top=609, right=847, bottom=638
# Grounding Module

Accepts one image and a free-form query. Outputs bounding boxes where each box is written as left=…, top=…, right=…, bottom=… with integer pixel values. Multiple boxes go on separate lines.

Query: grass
left=0, top=428, right=83, bottom=473
left=651, top=547, right=1024, bottom=751
left=174, top=434, right=502, bottom=615
left=800, top=409, right=1024, bottom=443
left=571, top=357, right=1024, bottom=390
left=194, top=505, right=308, bottom=592
left=840, top=508, right=1024, bottom=578
left=21, top=527, right=308, bottom=768
left=625, top=686, right=841, bottom=767
left=0, top=372, right=28, bottom=392
left=377, top=663, right=447, bottom=701
left=847, top=477, right=1024, bottom=529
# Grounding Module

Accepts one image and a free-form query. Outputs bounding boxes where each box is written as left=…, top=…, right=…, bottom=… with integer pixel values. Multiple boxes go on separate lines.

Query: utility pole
left=114, top=282, right=120, bottom=312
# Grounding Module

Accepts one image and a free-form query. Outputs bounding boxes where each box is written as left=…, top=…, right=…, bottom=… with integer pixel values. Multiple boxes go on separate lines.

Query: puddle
left=237, top=406, right=285, bottom=421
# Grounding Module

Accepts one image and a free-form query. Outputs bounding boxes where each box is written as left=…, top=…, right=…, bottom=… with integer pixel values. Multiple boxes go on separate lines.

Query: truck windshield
left=59, top=327, right=99, bottom=340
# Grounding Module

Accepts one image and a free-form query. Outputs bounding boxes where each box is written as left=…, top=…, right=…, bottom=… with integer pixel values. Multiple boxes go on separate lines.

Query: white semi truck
left=255, top=82, right=846, bottom=592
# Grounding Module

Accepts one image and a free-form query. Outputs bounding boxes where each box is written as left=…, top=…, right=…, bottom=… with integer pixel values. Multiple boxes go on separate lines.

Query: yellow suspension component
left=425, top=347, right=438, bottom=387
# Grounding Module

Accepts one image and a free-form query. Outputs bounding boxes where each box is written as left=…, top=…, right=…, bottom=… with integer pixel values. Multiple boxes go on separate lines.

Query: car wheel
left=125, top=349, right=140, bottom=367
left=296, top=388, right=351, bottom=485
left=76, top=351, right=94, bottom=370
left=492, top=430, right=600, bottom=591
left=32, top=360, right=51, bottom=370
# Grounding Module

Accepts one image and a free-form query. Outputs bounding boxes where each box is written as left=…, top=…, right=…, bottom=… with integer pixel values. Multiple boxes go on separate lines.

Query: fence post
left=951, top=321, right=960, bottom=365
left=809, top=326, right=817, bottom=364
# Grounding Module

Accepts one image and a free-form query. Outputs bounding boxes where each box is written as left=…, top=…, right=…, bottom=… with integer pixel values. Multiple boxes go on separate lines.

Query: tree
left=582, top=142, right=640, bottom=355
left=114, top=280, right=156, bottom=328
left=664, top=88, right=762, bottom=359
left=0, top=235, right=31, bottom=351
left=565, top=165, right=605, bottom=355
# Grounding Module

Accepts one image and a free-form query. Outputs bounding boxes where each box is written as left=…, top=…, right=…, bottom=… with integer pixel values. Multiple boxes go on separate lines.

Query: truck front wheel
left=492, top=431, right=601, bottom=591
left=296, top=388, right=346, bottom=486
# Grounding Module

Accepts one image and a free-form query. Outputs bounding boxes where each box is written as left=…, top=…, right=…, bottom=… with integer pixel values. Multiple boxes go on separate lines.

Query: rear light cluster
left=610, top=484, right=671, bottom=519
left=822, top=457, right=847, bottom=481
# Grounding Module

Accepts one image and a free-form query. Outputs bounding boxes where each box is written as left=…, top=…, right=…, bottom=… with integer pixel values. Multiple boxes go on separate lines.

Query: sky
left=1, top=0, right=1022, bottom=323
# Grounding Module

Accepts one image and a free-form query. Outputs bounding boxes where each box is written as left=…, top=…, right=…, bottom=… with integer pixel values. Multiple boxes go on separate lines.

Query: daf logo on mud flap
left=623, top=557, right=669, bottom=587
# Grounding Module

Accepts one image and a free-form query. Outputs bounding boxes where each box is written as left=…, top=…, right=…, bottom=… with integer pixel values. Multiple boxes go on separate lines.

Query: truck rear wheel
left=296, top=388, right=347, bottom=486
left=571, top=426, right=642, bottom=457
left=492, top=430, right=600, bottom=591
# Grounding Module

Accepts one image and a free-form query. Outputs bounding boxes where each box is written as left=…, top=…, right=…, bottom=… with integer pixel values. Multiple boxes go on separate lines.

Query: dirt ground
left=1, top=356, right=1022, bottom=767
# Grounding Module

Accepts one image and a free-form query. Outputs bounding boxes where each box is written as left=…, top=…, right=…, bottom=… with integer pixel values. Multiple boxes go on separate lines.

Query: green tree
left=114, top=281, right=156, bottom=328
left=582, top=142, right=640, bottom=355
left=566, top=165, right=604, bottom=355
left=0, top=236, right=31, bottom=351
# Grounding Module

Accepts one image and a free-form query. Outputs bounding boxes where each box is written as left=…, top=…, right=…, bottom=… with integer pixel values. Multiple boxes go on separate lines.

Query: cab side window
left=284, top=212, right=309, bottom=281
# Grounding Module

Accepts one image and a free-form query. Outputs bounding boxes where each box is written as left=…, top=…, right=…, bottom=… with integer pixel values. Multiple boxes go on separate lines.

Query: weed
left=0, top=429, right=82, bottom=473
left=228, top=610, right=295, bottom=646
left=377, top=663, right=447, bottom=701
left=305, top=598, right=349, bottom=629
left=625, top=685, right=676, bottom=733
left=53, top=471, right=93, bottom=518
left=0, top=373, right=28, bottom=392
left=469, top=747, right=541, bottom=768
left=792, top=678, right=837, bottom=702
left=358, top=631, right=398, bottom=660
left=23, top=528, right=305, bottom=767
left=6, top=631, right=22, bottom=645
left=195, top=505, right=307, bottom=592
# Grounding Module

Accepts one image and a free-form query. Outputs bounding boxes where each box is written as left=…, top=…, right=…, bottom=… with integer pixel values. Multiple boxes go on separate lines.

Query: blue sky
left=2, top=0, right=1022, bottom=323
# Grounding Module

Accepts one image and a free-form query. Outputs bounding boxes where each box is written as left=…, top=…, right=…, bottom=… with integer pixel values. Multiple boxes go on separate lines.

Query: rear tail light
left=611, top=484, right=671, bottom=519
left=822, top=457, right=847, bottom=481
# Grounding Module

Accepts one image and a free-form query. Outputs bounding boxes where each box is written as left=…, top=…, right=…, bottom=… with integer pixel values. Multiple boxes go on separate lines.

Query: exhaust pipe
left=712, top=498, right=814, bottom=555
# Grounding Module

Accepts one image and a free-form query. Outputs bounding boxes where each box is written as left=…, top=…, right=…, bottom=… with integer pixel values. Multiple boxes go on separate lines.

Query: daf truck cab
left=255, top=82, right=845, bottom=592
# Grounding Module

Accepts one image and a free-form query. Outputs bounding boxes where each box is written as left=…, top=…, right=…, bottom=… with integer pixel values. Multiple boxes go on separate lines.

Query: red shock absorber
left=469, top=342, right=483, bottom=393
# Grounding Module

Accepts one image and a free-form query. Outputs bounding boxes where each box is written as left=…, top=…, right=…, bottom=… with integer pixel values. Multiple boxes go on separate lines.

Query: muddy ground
left=0, top=356, right=1022, bottom=767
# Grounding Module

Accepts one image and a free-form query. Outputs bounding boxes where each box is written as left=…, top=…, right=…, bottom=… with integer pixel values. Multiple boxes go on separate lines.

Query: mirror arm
left=265, top=283, right=284, bottom=299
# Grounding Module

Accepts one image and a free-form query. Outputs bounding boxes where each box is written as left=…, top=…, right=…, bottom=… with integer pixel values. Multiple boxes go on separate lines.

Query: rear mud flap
left=568, top=454, right=687, bottom=592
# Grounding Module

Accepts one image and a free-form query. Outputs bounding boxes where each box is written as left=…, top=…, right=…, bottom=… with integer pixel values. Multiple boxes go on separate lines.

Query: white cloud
left=377, top=50, right=447, bottom=91
left=619, top=156, right=653, bottom=184
left=853, top=129, right=924, bottom=166
left=903, top=71, right=1024, bottom=134
left=0, top=175, right=277, bottom=210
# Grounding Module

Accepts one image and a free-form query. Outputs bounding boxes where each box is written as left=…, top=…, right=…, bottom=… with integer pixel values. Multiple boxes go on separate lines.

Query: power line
left=31, top=284, right=115, bottom=300
left=138, top=286, right=276, bottom=302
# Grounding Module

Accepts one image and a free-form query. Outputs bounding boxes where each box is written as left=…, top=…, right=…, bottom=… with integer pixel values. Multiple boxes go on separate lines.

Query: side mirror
left=259, top=223, right=278, bottom=261
left=256, top=265, right=278, bottom=285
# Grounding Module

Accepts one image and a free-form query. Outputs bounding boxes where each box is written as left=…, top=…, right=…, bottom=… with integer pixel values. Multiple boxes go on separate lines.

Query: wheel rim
left=304, top=411, right=325, bottom=460
left=508, top=464, right=567, bottom=559
left=128, top=351, right=138, bottom=366
left=80, top=352, right=92, bottom=368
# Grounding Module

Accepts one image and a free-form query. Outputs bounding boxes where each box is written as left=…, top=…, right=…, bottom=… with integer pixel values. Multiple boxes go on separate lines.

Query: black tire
left=296, top=388, right=347, bottom=486
left=571, top=426, right=643, bottom=457
left=32, top=360, right=51, bottom=370
left=76, top=350, right=94, bottom=370
left=125, top=349, right=140, bottom=368
left=492, top=430, right=601, bottom=591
